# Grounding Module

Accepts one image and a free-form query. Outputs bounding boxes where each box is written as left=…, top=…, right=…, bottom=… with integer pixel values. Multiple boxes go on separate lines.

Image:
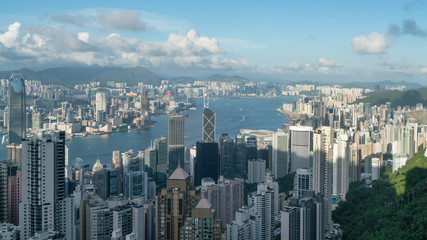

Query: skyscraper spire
left=8, top=73, right=26, bottom=145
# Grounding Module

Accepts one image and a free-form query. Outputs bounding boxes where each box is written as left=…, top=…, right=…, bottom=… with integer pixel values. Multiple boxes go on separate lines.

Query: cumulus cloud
left=285, top=61, right=301, bottom=70
left=0, top=22, right=236, bottom=70
left=351, top=32, right=390, bottom=54
left=0, top=22, right=21, bottom=48
left=386, top=19, right=427, bottom=37
left=97, top=9, right=151, bottom=31
left=317, top=58, right=341, bottom=67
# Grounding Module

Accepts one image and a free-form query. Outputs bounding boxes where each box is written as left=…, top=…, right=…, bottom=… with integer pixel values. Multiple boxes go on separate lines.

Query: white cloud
left=77, top=32, right=90, bottom=42
left=317, top=58, right=341, bottom=67
left=285, top=61, right=301, bottom=70
left=420, top=67, right=427, bottom=73
left=0, top=22, right=21, bottom=48
left=97, top=9, right=151, bottom=31
left=351, top=32, right=390, bottom=54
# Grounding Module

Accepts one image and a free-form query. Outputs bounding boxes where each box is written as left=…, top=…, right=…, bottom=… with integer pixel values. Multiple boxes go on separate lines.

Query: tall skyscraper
left=112, top=150, right=123, bottom=195
left=332, top=132, right=350, bottom=197
left=8, top=73, right=26, bottom=145
left=221, top=137, right=235, bottom=179
left=140, top=90, right=150, bottom=115
left=294, top=168, right=313, bottom=199
left=312, top=126, right=333, bottom=233
left=157, top=166, right=200, bottom=240
left=234, top=136, right=247, bottom=178
left=289, top=126, right=313, bottom=173
left=195, top=141, right=219, bottom=186
left=202, top=107, right=216, bottom=142
left=272, top=131, right=289, bottom=178
left=168, top=115, right=185, bottom=175
left=155, top=136, right=168, bottom=186
left=20, top=130, right=66, bottom=239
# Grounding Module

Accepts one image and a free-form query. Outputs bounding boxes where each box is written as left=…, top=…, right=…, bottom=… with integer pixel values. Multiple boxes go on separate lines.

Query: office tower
left=221, top=138, right=235, bottom=179
left=294, top=168, right=313, bottom=198
left=201, top=177, right=244, bottom=228
left=154, top=137, right=168, bottom=186
left=247, top=159, right=266, bottom=184
left=20, top=130, right=66, bottom=240
left=0, top=162, right=7, bottom=222
left=92, top=159, right=110, bottom=200
left=246, top=135, right=257, bottom=161
left=219, top=133, right=230, bottom=175
left=289, top=126, right=313, bottom=173
left=144, top=200, right=156, bottom=240
left=124, top=171, right=148, bottom=199
left=312, top=126, right=333, bottom=232
left=168, top=115, right=185, bottom=175
left=272, top=131, right=289, bottom=178
left=281, top=206, right=300, bottom=240
left=140, top=90, right=149, bottom=114
left=132, top=204, right=146, bottom=240
left=8, top=74, right=26, bottom=145
left=226, top=205, right=262, bottom=240
left=180, top=198, right=223, bottom=240
left=235, top=135, right=247, bottom=178
left=112, top=205, right=133, bottom=237
left=157, top=166, right=200, bottom=240
left=109, top=168, right=118, bottom=196
left=95, top=91, right=107, bottom=112
left=122, top=150, right=144, bottom=174
left=195, top=141, right=219, bottom=186
left=145, top=147, right=157, bottom=178
left=112, top=150, right=123, bottom=195
left=185, top=145, right=196, bottom=180
left=333, top=133, right=350, bottom=197
left=202, top=107, right=216, bottom=142
left=371, top=157, right=380, bottom=180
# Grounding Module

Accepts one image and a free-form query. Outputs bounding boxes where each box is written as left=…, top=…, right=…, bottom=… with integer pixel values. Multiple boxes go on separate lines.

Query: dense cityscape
left=1, top=1, right=427, bottom=240
left=0, top=71, right=426, bottom=239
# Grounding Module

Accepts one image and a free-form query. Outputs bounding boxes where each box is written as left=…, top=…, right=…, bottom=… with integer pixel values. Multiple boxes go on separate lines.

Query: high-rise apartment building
left=332, top=132, right=350, bottom=197
left=168, top=115, right=185, bottom=175
left=140, top=90, right=149, bottom=115
left=20, top=130, right=66, bottom=240
left=312, top=126, right=333, bottom=233
left=95, top=91, right=107, bottom=113
left=8, top=73, right=26, bottom=145
left=202, top=107, right=216, bottom=142
left=294, top=168, right=313, bottom=199
left=201, top=177, right=244, bottom=228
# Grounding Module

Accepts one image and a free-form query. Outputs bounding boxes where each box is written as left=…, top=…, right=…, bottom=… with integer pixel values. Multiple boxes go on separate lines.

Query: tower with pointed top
left=8, top=73, right=26, bottom=145
left=202, top=96, right=216, bottom=142
left=157, top=165, right=200, bottom=240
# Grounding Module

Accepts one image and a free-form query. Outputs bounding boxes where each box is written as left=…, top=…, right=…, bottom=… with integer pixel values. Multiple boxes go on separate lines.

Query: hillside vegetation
left=358, top=88, right=427, bottom=108
left=333, top=150, right=427, bottom=239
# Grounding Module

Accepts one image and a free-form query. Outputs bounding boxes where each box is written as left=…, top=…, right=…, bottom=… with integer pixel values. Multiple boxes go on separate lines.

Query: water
left=0, top=97, right=296, bottom=166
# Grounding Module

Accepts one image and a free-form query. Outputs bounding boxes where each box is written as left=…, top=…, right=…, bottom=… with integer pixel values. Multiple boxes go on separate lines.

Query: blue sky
left=1, top=0, right=427, bottom=83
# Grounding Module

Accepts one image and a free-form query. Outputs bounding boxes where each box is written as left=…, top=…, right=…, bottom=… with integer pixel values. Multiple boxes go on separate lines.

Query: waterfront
left=0, top=97, right=296, bottom=166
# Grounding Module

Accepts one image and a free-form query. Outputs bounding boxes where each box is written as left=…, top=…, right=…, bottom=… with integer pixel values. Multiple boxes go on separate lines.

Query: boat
left=189, top=107, right=196, bottom=110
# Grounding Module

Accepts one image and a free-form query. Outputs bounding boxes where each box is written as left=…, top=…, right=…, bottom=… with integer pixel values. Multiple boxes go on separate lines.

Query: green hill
left=357, top=87, right=427, bottom=108
left=333, top=150, right=427, bottom=239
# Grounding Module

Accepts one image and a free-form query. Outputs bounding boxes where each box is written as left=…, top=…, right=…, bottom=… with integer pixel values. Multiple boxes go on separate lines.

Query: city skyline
left=0, top=1, right=427, bottom=83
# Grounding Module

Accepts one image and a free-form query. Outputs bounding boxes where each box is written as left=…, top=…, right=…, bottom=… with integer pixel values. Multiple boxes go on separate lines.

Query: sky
left=1, top=0, right=427, bottom=83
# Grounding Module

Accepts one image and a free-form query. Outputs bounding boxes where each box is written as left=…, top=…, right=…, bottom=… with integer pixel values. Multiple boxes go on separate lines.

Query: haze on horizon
left=1, top=0, right=427, bottom=83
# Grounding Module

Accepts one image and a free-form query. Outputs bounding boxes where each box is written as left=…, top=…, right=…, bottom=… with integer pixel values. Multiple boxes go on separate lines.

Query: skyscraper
left=157, top=166, right=200, bottom=240
left=312, top=126, right=333, bottom=233
left=155, top=136, right=168, bottom=186
left=221, top=137, right=235, bottom=179
left=332, top=132, right=350, bottom=197
left=202, top=107, right=216, bottom=142
left=289, top=126, right=313, bottom=173
left=20, top=130, right=66, bottom=239
left=168, top=115, right=185, bottom=175
left=140, top=90, right=150, bottom=115
left=293, top=168, right=313, bottom=198
left=95, top=91, right=107, bottom=112
left=8, top=73, right=26, bottom=145
left=195, top=141, right=219, bottom=186
left=272, top=131, right=289, bottom=178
